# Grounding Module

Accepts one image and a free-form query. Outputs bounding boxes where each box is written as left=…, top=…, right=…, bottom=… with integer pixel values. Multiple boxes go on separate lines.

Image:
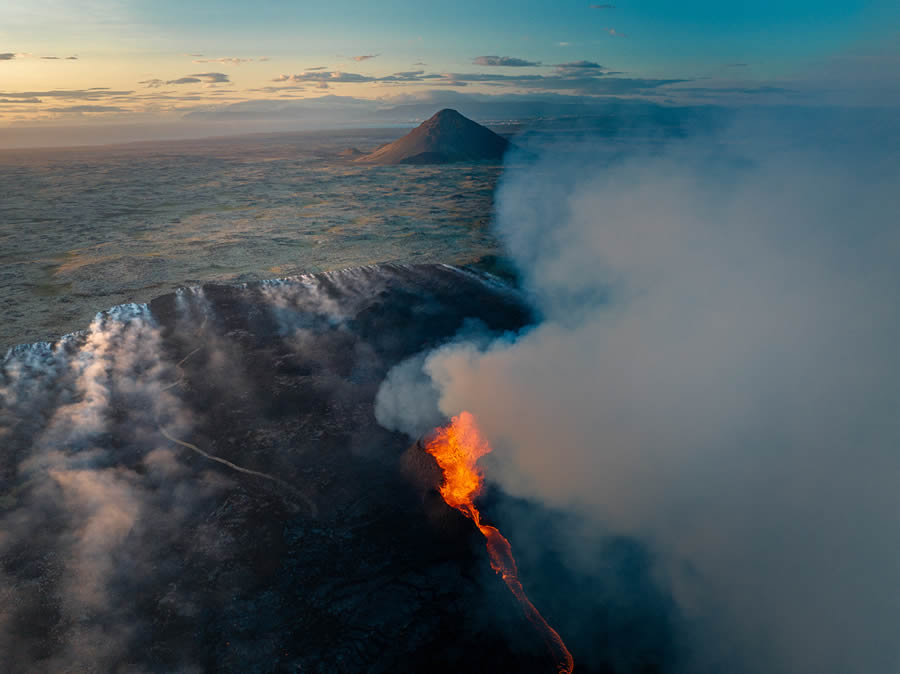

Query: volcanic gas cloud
left=425, top=411, right=574, bottom=674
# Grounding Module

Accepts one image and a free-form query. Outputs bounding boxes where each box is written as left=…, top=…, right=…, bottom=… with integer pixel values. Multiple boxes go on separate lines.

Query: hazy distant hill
left=353, top=108, right=511, bottom=164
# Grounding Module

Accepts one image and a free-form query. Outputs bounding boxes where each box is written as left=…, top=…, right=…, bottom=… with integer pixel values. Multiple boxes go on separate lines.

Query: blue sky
left=0, top=0, right=897, bottom=138
left=133, top=0, right=898, bottom=73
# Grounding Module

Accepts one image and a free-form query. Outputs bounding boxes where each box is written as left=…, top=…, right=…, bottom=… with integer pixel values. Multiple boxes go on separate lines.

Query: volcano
left=354, top=109, right=512, bottom=164
left=0, top=265, right=541, bottom=672
left=1, top=264, right=679, bottom=673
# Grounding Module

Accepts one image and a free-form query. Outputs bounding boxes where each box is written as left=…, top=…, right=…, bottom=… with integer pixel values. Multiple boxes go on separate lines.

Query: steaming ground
left=377, top=111, right=900, bottom=674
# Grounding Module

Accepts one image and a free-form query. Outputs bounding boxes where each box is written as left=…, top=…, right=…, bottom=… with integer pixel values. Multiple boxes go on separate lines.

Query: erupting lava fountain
left=425, top=411, right=574, bottom=674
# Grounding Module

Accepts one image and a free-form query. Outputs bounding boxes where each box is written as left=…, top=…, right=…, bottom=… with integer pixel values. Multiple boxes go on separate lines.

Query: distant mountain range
left=182, top=93, right=721, bottom=131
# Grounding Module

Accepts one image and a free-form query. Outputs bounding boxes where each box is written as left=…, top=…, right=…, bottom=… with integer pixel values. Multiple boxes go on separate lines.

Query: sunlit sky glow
left=1, top=0, right=898, bottom=140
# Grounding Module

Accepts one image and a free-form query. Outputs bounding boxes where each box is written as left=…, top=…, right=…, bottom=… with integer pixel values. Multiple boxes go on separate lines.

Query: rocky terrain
left=0, top=129, right=503, bottom=353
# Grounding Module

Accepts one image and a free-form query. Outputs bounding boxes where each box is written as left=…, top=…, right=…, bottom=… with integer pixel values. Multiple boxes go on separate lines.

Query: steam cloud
left=0, top=304, right=227, bottom=670
left=376, top=110, right=900, bottom=673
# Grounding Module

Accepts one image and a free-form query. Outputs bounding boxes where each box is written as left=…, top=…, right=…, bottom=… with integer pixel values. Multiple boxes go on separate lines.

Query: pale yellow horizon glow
left=0, top=47, right=509, bottom=132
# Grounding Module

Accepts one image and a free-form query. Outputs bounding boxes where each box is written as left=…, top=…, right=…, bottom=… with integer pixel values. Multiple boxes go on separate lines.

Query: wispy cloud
left=40, top=55, right=79, bottom=60
left=608, top=28, right=628, bottom=37
left=269, top=65, right=681, bottom=96
left=139, top=79, right=165, bottom=88
left=556, top=60, right=605, bottom=69
left=192, top=57, right=253, bottom=65
left=273, top=71, right=376, bottom=84
left=352, top=54, right=380, bottom=62
left=727, top=63, right=749, bottom=67
left=379, top=70, right=426, bottom=82
left=474, top=55, right=541, bottom=67
left=590, top=3, right=616, bottom=8
left=192, top=72, right=230, bottom=83
left=554, top=60, right=608, bottom=75
left=444, top=72, right=678, bottom=94
left=0, top=53, right=16, bottom=60
left=167, top=72, right=230, bottom=85
left=0, top=89, right=133, bottom=100
left=45, top=105, right=127, bottom=113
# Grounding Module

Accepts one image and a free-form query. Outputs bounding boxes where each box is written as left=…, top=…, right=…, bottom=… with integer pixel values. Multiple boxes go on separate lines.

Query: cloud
left=352, top=54, right=380, bottom=62
left=377, top=108, right=900, bottom=674
left=607, top=28, right=627, bottom=37
left=248, top=85, right=309, bottom=94
left=191, top=72, right=230, bottom=83
left=0, top=97, right=41, bottom=103
left=425, top=71, right=682, bottom=95
left=263, top=66, right=682, bottom=96
left=474, top=55, right=541, bottom=67
left=166, top=72, right=230, bottom=85
left=558, top=42, right=571, bottom=47
left=139, top=79, right=165, bottom=88
left=45, top=105, right=127, bottom=113
left=0, top=89, right=133, bottom=99
left=728, top=63, right=749, bottom=67
left=590, top=3, right=616, bottom=7
left=379, top=70, right=426, bottom=82
left=555, top=60, right=606, bottom=73
left=192, top=57, right=253, bottom=65
left=0, top=53, right=15, bottom=60
left=272, top=71, right=376, bottom=84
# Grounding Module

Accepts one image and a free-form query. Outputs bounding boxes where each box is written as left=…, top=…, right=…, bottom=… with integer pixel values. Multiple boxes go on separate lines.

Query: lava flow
left=425, top=411, right=574, bottom=674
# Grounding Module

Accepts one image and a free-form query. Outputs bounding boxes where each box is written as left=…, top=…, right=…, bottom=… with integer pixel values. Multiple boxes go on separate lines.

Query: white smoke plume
left=0, top=304, right=224, bottom=670
left=376, top=110, right=900, bottom=673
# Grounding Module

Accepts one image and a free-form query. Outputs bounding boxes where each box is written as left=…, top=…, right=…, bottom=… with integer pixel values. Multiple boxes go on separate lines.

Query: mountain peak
left=430, top=108, right=465, bottom=120
left=354, top=109, right=511, bottom=165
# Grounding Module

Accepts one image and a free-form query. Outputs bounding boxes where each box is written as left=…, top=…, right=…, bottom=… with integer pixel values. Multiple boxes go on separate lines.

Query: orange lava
left=425, top=411, right=574, bottom=674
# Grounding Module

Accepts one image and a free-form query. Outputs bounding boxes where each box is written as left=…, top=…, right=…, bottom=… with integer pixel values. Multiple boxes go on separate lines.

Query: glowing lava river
left=425, top=411, right=575, bottom=674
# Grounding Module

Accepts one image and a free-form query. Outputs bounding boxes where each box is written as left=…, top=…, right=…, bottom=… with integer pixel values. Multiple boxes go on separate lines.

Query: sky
left=1, top=0, right=898, bottom=143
